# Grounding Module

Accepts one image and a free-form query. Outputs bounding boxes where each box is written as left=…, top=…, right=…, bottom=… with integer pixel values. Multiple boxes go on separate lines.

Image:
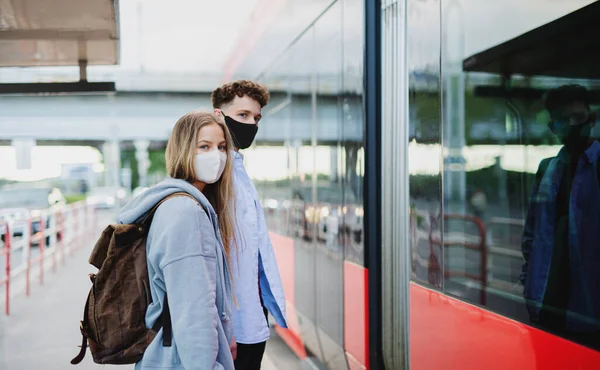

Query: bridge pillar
left=102, top=140, right=121, bottom=187
left=134, top=140, right=151, bottom=188
left=330, top=145, right=338, bottom=183
left=345, top=144, right=360, bottom=199
left=442, top=1, right=467, bottom=215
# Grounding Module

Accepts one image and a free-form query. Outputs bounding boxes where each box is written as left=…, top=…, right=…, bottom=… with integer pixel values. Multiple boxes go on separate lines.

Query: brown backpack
left=71, top=192, right=198, bottom=365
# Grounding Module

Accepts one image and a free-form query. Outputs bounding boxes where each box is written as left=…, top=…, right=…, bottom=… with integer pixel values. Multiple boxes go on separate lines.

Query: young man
left=521, top=84, right=600, bottom=349
left=212, top=80, right=288, bottom=369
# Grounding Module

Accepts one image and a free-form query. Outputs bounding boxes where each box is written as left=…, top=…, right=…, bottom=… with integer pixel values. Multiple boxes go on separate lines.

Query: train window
left=408, top=0, right=443, bottom=289
left=240, top=1, right=366, bottom=368
left=410, top=0, right=600, bottom=350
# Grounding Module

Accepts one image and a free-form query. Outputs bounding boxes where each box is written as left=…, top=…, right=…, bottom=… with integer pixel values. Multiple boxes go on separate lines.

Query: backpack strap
left=140, top=192, right=197, bottom=226
left=143, top=192, right=201, bottom=348
left=151, top=294, right=172, bottom=346
left=71, top=289, right=92, bottom=364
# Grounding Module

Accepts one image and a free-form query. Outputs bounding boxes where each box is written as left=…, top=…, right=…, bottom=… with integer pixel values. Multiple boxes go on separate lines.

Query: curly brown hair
left=211, top=80, right=270, bottom=109
left=545, top=84, right=590, bottom=112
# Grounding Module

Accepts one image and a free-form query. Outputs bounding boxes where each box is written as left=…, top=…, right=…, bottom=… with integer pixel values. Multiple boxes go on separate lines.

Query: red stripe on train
left=269, top=232, right=307, bottom=359
left=410, top=283, right=600, bottom=370
left=344, top=261, right=369, bottom=370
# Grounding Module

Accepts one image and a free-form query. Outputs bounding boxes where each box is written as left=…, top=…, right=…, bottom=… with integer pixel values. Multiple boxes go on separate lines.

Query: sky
left=116, top=0, right=258, bottom=73
left=0, top=146, right=102, bottom=182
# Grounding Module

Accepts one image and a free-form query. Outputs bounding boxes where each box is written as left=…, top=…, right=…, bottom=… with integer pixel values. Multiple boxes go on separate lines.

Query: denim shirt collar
left=233, top=150, right=244, bottom=161
left=556, top=140, right=600, bottom=164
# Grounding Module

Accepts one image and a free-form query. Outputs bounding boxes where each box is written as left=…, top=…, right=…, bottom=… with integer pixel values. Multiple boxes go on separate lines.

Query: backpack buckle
left=79, top=321, right=87, bottom=336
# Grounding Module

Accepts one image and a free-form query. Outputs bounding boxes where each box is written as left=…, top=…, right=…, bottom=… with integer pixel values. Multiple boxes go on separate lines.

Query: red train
left=248, top=0, right=600, bottom=368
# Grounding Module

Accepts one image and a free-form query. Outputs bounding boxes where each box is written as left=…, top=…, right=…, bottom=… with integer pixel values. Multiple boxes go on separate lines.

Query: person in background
left=212, top=81, right=288, bottom=370
left=521, top=84, right=600, bottom=349
left=470, top=188, right=487, bottom=219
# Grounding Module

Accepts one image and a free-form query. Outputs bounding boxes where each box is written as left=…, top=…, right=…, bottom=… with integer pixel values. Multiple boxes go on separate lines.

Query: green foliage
left=65, top=194, right=87, bottom=204
left=120, top=149, right=167, bottom=190
left=411, top=90, right=554, bottom=145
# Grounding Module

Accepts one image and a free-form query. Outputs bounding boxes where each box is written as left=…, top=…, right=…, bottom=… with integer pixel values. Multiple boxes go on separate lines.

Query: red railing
left=1, top=221, right=11, bottom=315
left=411, top=209, right=533, bottom=305
left=429, top=214, right=488, bottom=305
left=0, top=201, right=95, bottom=315
left=485, top=217, right=525, bottom=292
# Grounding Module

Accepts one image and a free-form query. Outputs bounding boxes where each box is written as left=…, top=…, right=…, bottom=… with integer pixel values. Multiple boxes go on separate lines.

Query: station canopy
left=0, top=0, right=118, bottom=67
left=463, top=1, right=600, bottom=80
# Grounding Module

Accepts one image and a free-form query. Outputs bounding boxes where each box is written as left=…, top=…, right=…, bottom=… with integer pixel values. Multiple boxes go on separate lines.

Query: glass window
left=241, top=0, right=366, bottom=368
left=410, top=0, right=600, bottom=350
left=408, top=0, right=443, bottom=289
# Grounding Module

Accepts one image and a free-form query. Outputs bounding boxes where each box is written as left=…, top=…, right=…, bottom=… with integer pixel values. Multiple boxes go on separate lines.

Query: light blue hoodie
left=117, top=178, right=234, bottom=370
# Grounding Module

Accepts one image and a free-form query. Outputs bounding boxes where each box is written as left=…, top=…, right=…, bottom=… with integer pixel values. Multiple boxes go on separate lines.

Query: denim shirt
left=231, top=151, right=288, bottom=344
left=521, top=141, right=600, bottom=332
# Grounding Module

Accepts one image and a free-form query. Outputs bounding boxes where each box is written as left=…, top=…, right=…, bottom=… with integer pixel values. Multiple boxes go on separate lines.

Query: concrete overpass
left=0, top=91, right=364, bottom=187
left=0, top=92, right=363, bottom=142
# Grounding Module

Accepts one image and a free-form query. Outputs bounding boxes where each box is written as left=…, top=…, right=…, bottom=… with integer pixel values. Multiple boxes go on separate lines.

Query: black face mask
left=549, top=115, right=594, bottom=151
left=222, top=113, right=258, bottom=149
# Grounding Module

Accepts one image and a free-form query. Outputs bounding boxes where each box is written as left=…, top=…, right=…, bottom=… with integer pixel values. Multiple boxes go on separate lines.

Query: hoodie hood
left=117, top=177, right=216, bottom=225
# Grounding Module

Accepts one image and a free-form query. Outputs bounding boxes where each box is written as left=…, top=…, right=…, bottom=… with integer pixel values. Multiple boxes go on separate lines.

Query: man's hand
left=230, top=336, right=237, bottom=361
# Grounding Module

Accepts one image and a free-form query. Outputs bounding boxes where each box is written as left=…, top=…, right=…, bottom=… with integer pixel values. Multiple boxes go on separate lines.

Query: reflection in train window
left=238, top=1, right=366, bottom=368
left=408, top=0, right=443, bottom=289
left=410, top=0, right=600, bottom=350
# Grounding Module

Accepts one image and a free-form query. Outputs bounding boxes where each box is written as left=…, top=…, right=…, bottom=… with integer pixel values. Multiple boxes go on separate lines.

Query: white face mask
left=194, top=150, right=227, bottom=184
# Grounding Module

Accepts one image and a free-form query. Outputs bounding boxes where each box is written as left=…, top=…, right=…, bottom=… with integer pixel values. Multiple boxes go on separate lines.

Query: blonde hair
left=165, top=110, right=236, bottom=268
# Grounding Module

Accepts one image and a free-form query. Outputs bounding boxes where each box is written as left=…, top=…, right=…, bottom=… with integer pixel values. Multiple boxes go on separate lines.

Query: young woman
left=117, top=111, right=237, bottom=370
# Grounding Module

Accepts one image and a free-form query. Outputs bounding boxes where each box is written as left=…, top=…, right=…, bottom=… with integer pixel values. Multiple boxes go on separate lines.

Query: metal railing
left=485, top=217, right=525, bottom=293
left=429, top=214, right=488, bottom=304
left=411, top=209, right=531, bottom=305
left=0, top=201, right=95, bottom=315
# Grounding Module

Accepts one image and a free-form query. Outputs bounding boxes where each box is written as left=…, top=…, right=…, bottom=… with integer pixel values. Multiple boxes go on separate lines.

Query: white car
left=86, top=187, right=128, bottom=209
left=0, top=208, right=29, bottom=236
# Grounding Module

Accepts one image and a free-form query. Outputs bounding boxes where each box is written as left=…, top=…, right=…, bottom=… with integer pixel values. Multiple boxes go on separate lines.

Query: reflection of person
left=79, top=179, right=88, bottom=194
left=521, top=85, right=600, bottom=348
left=470, top=188, right=487, bottom=219
left=117, top=112, right=237, bottom=369
left=212, top=81, right=288, bottom=370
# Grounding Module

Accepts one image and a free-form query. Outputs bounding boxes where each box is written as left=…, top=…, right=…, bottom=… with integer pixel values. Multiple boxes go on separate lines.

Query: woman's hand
left=230, top=336, right=237, bottom=360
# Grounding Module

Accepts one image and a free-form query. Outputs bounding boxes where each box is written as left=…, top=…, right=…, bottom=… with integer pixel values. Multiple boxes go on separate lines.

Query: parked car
left=289, top=185, right=363, bottom=244
left=0, top=208, right=29, bottom=237
left=86, top=186, right=128, bottom=209
left=0, top=185, right=66, bottom=244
